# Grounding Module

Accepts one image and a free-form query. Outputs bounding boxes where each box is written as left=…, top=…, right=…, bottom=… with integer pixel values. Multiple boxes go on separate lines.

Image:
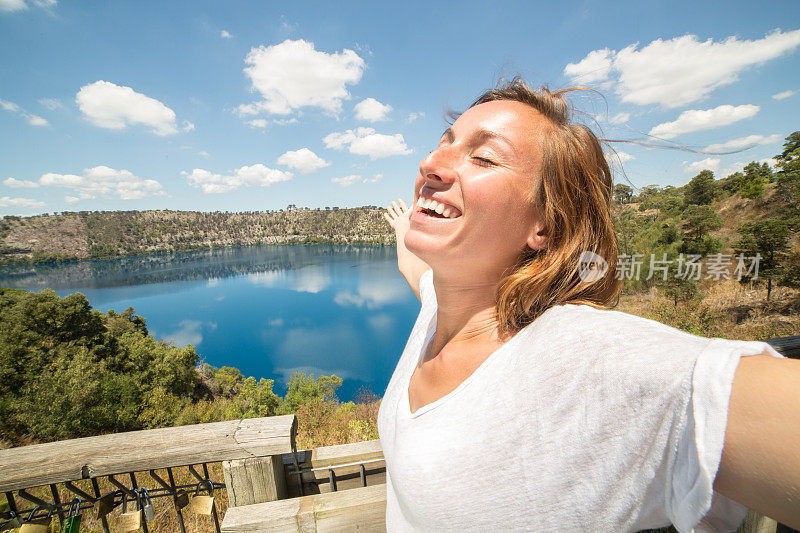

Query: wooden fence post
left=223, top=455, right=288, bottom=507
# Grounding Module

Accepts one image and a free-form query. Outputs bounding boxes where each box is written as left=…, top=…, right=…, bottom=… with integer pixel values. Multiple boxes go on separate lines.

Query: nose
left=418, top=145, right=458, bottom=189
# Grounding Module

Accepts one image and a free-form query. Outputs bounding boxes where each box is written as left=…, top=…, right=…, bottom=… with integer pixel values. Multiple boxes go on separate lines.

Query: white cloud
left=184, top=164, right=292, bottom=194
left=323, top=127, right=412, bottom=159
left=0, top=0, right=27, bottom=11
left=406, top=112, right=425, bottom=123
left=76, top=80, right=179, bottom=135
left=277, top=148, right=330, bottom=174
left=162, top=319, right=203, bottom=347
left=247, top=118, right=268, bottom=128
left=565, top=29, right=800, bottom=107
left=364, top=173, right=383, bottom=183
left=273, top=118, right=298, bottom=126
left=39, top=165, right=165, bottom=200
left=4, top=177, right=39, bottom=188
left=238, top=39, right=365, bottom=117
left=182, top=120, right=195, bottom=132
left=354, top=97, right=392, bottom=122
left=198, top=151, right=210, bottom=158
left=703, top=133, right=782, bottom=152
left=606, top=150, right=634, bottom=164
left=682, top=158, right=720, bottom=174
left=608, top=112, right=630, bottom=124
left=331, top=175, right=361, bottom=187
left=0, top=196, right=45, bottom=208
left=27, top=114, right=48, bottom=126
left=772, top=89, right=797, bottom=100
left=220, top=30, right=232, bottom=39
left=648, top=104, right=759, bottom=140
left=1, top=98, right=49, bottom=126
left=564, top=48, right=613, bottom=84
left=38, top=98, right=63, bottom=110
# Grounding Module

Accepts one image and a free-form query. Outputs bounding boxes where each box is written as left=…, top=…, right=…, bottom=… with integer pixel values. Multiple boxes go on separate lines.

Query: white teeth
left=416, top=196, right=460, bottom=218
left=416, top=197, right=425, bottom=208
left=443, top=208, right=451, bottom=217
left=434, top=203, right=445, bottom=215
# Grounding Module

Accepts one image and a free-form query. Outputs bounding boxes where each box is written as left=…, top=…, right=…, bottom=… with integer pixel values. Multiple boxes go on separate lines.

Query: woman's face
left=405, top=99, right=549, bottom=281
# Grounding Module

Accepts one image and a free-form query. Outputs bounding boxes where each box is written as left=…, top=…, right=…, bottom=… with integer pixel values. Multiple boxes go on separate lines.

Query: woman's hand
left=384, top=198, right=430, bottom=302
left=383, top=199, right=411, bottom=237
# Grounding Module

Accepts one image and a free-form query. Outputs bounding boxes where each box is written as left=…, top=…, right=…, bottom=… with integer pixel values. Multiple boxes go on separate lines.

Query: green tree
left=278, top=371, right=343, bottom=415
left=680, top=205, right=722, bottom=255
left=614, top=183, right=633, bottom=204
left=734, top=217, right=791, bottom=301
left=683, top=170, right=716, bottom=206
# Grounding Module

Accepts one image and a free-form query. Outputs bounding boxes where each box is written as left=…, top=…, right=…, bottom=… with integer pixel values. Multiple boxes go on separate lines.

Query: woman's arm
left=383, top=198, right=430, bottom=302
left=713, top=351, right=800, bottom=529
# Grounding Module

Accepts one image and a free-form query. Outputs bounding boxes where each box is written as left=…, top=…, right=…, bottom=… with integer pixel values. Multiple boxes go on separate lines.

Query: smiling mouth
left=416, top=197, right=461, bottom=219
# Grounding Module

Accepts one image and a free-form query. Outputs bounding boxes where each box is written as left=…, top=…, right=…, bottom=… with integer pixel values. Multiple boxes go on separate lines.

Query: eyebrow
left=440, top=127, right=517, bottom=154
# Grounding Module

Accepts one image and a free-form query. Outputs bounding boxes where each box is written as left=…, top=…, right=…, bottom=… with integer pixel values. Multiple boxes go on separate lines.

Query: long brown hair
left=456, top=77, right=623, bottom=334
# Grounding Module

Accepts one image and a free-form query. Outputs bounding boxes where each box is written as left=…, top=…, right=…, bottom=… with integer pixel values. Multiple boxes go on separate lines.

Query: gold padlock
left=190, top=480, right=215, bottom=516
left=117, top=490, right=142, bottom=532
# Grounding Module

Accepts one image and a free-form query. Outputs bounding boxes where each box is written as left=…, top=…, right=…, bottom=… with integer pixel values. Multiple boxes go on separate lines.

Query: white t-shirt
left=377, top=269, right=785, bottom=532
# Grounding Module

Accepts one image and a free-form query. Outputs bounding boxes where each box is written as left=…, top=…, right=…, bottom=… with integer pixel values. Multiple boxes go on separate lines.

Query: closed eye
left=472, top=156, right=496, bottom=166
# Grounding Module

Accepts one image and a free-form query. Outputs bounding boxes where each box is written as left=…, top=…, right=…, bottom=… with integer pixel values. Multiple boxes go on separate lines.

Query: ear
left=526, top=220, right=548, bottom=251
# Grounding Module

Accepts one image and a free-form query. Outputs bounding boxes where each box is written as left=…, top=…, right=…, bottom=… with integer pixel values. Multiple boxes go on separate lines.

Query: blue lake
left=0, top=245, right=421, bottom=402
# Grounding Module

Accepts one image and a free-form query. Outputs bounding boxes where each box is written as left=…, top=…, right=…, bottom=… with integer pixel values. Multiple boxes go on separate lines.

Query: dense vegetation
left=0, top=206, right=394, bottom=264
left=0, top=287, right=378, bottom=448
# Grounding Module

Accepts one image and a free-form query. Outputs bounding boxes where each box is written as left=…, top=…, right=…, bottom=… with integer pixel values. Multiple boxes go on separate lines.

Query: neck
left=429, top=270, right=509, bottom=356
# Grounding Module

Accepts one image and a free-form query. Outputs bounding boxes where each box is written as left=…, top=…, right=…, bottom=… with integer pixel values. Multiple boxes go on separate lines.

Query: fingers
left=383, top=212, right=394, bottom=225
left=399, top=198, right=409, bottom=212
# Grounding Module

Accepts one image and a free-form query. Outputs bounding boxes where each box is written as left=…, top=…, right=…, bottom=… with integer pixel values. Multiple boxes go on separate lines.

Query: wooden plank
left=764, top=335, right=800, bottom=359
left=221, top=484, right=386, bottom=533
left=0, top=415, right=297, bottom=492
left=735, top=509, right=777, bottom=533
left=224, top=455, right=287, bottom=507
left=284, top=439, right=384, bottom=468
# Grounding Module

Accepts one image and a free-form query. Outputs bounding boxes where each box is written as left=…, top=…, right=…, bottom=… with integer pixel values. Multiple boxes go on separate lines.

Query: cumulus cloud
left=606, top=151, right=634, bottom=164
left=354, top=97, right=392, bottom=122
left=565, top=29, right=800, bottom=107
left=38, top=166, right=165, bottom=200
left=364, top=173, right=382, bottom=183
left=76, top=80, right=179, bottom=135
left=183, top=164, right=292, bottom=194
left=648, top=104, right=759, bottom=140
left=564, top=48, right=613, bottom=84
left=406, top=112, right=425, bottom=123
left=0, top=98, right=49, bottom=127
left=220, top=30, right=232, bottom=39
left=0, top=196, right=45, bottom=208
left=182, top=120, right=195, bottom=132
left=323, top=127, right=412, bottom=159
left=608, top=112, right=630, bottom=124
left=238, top=39, right=365, bottom=117
left=683, top=158, right=720, bottom=174
left=3, top=177, right=39, bottom=188
left=198, top=151, right=210, bottom=158
left=703, top=133, right=782, bottom=152
left=247, top=118, right=268, bottom=128
left=331, top=175, right=362, bottom=187
left=277, top=148, right=330, bottom=174
left=772, top=89, right=797, bottom=100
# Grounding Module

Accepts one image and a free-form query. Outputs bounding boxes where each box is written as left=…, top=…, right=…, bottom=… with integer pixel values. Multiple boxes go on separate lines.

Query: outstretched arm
left=713, top=351, right=800, bottom=529
left=384, top=198, right=430, bottom=302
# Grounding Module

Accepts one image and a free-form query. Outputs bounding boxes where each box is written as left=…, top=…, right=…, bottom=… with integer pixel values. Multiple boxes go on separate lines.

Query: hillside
left=0, top=207, right=395, bottom=264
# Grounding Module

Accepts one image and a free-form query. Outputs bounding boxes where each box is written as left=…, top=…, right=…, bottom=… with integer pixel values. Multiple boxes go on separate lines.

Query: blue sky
left=1, top=0, right=799, bottom=216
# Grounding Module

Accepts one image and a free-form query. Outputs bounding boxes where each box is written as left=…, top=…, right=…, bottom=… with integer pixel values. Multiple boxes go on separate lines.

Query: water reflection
left=0, top=245, right=420, bottom=401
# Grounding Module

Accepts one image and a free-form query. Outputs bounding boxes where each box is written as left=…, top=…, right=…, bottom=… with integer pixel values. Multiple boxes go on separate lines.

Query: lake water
left=0, top=245, right=421, bottom=402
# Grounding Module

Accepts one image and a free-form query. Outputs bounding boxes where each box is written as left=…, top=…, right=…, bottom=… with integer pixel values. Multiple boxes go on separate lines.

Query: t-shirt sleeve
left=667, top=336, right=785, bottom=533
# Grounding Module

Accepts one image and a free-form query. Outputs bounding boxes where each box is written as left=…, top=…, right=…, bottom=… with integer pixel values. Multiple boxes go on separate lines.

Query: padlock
left=62, top=498, right=82, bottom=533
left=141, top=487, right=155, bottom=522
left=19, top=505, right=52, bottom=533
left=117, top=490, right=142, bottom=532
left=3, top=511, right=22, bottom=529
left=95, top=490, right=119, bottom=519
left=174, top=489, right=190, bottom=509
left=190, top=480, right=215, bottom=516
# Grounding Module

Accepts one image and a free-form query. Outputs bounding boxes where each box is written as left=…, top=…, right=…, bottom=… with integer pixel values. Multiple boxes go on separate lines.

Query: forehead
left=453, top=100, right=547, bottom=162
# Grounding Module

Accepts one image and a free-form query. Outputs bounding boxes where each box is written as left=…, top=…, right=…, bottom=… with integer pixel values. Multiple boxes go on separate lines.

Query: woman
left=378, top=78, right=799, bottom=532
